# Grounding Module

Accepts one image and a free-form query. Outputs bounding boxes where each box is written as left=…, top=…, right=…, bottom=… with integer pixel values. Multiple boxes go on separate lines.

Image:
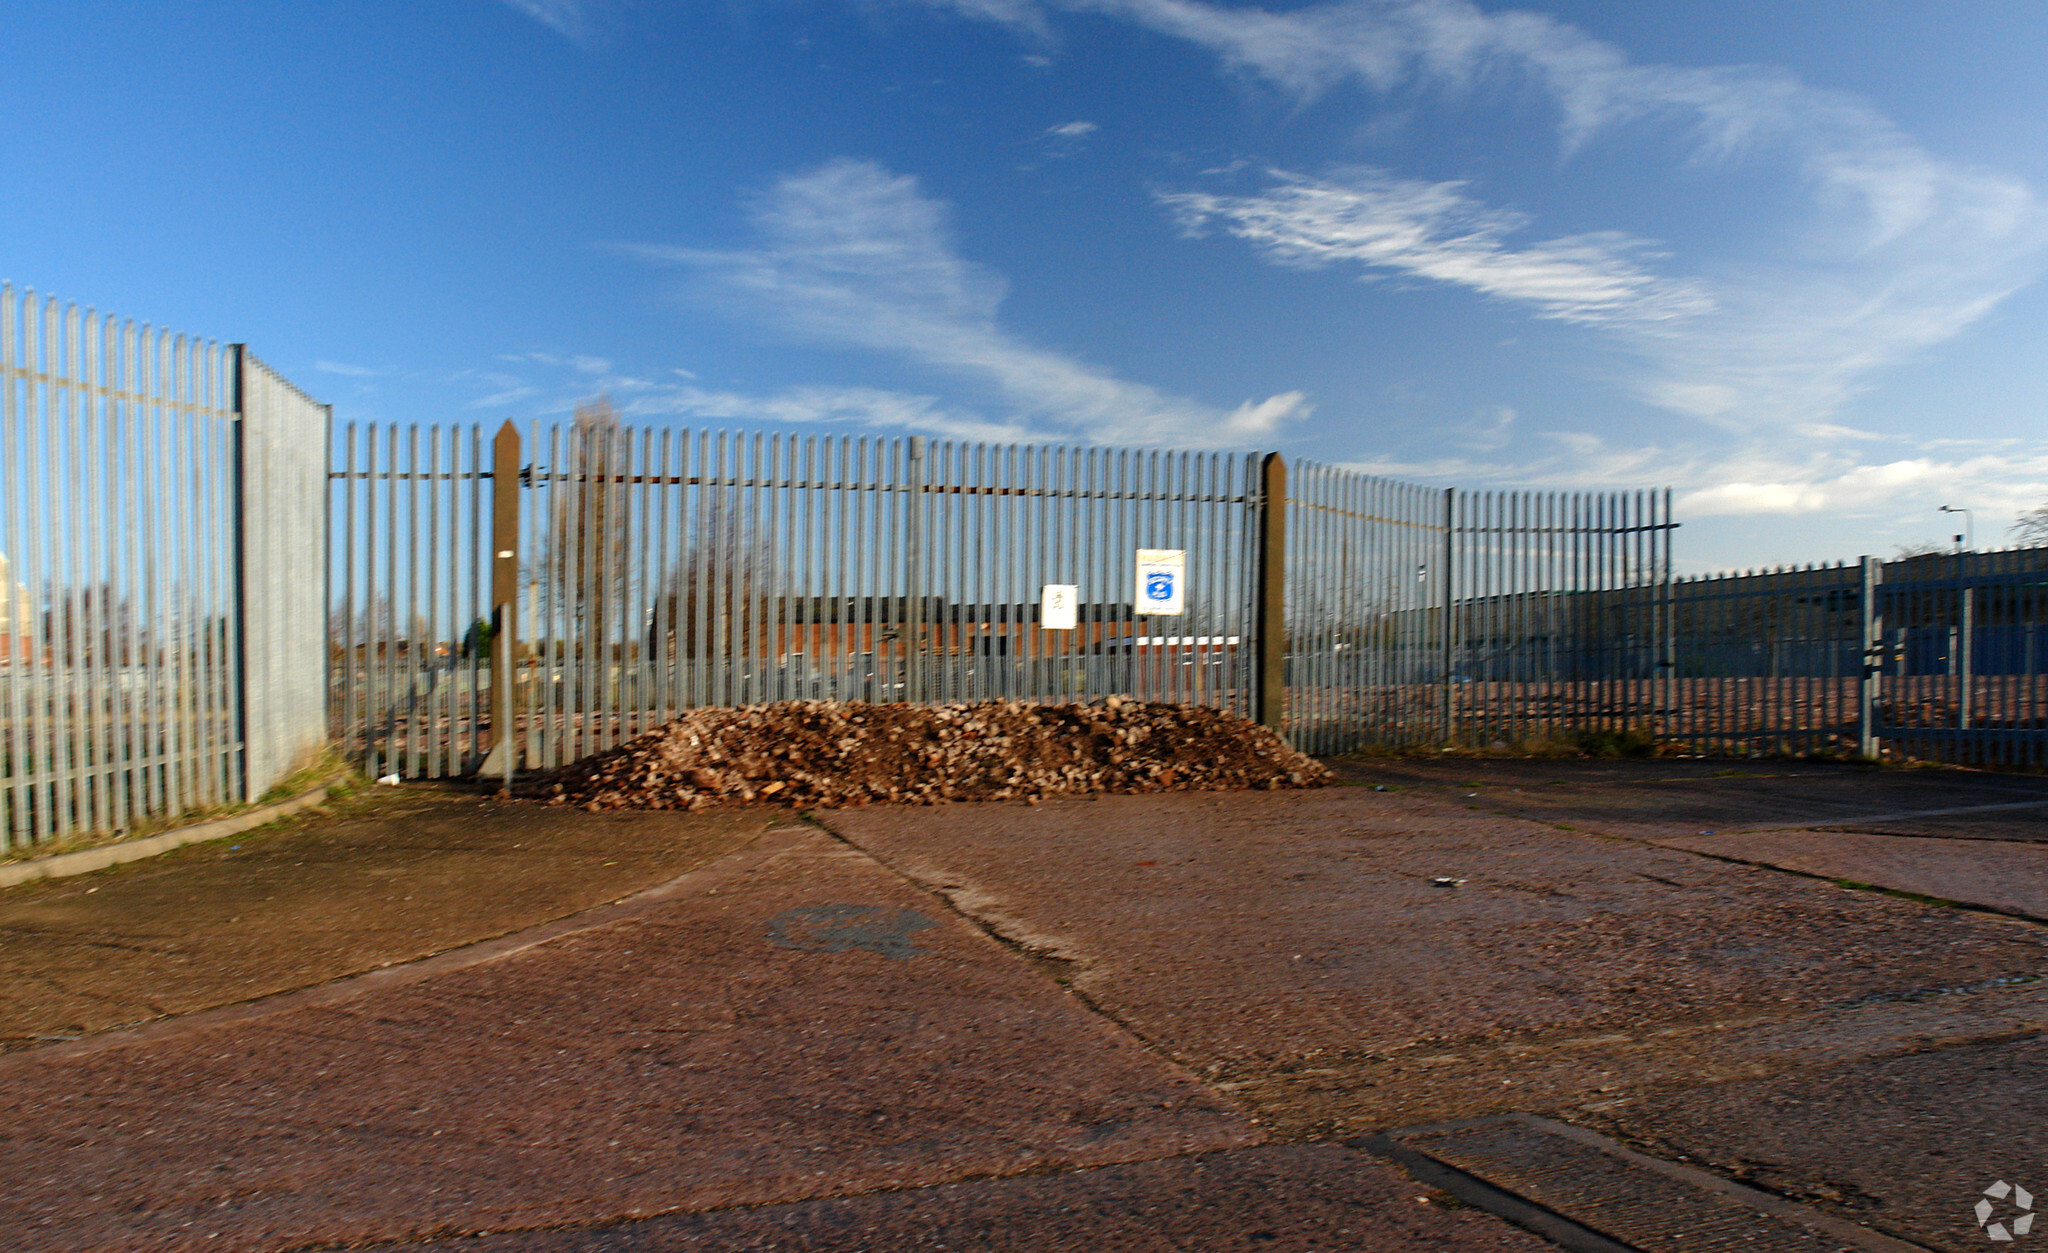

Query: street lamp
left=1938, top=504, right=1974, bottom=551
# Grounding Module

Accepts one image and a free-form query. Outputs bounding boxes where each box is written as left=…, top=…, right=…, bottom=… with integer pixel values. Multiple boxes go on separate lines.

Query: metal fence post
left=1441, top=486, right=1455, bottom=744
left=322, top=403, right=335, bottom=751
left=1254, top=452, right=1286, bottom=734
left=905, top=435, right=926, bottom=706
left=229, top=344, right=251, bottom=801
left=1858, top=554, right=1882, bottom=759
left=481, top=421, right=521, bottom=785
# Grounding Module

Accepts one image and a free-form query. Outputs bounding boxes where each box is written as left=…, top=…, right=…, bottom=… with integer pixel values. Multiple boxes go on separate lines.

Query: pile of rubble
left=519, top=698, right=1329, bottom=811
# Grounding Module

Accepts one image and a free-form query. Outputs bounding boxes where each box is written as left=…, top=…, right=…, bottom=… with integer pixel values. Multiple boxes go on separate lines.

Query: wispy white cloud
left=314, top=359, right=380, bottom=377
left=1674, top=450, right=2048, bottom=521
left=627, top=157, right=1312, bottom=447
left=930, top=0, right=1055, bottom=38
left=492, top=0, right=2047, bottom=445
left=495, top=0, right=593, bottom=41
left=1337, top=429, right=1674, bottom=491
left=467, top=385, right=540, bottom=409
left=456, top=350, right=1056, bottom=442
left=622, top=383, right=1045, bottom=443
left=885, top=0, right=2041, bottom=429
left=448, top=368, right=544, bottom=410
left=1039, top=120, right=1100, bottom=156
left=1342, top=429, right=2048, bottom=549
left=1464, top=405, right=1515, bottom=452
left=496, top=0, right=1050, bottom=42
left=1160, top=166, right=1712, bottom=328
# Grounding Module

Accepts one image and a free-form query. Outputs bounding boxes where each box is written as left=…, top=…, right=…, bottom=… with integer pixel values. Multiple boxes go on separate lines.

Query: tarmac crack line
left=1485, top=794, right=2048, bottom=927
left=800, top=811, right=1253, bottom=1120
left=1651, top=843, right=2048, bottom=927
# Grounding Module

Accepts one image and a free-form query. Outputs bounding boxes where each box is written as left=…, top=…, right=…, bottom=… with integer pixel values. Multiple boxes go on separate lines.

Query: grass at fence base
left=0, top=749, right=362, bottom=866
left=256, top=749, right=361, bottom=804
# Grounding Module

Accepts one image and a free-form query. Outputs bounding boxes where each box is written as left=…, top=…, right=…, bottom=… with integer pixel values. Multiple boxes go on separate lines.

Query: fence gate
left=1284, top=462, right=1675, bottom=756
left=1868, top=550, right=2048, bottom=767
left=332, top=415, right=1269, bottom=779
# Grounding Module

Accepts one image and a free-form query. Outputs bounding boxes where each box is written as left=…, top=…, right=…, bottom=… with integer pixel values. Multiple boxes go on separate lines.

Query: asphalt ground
left=0, top=759, right=2042, bottom=1251
left=1328, top=757, right=2048, bottom=845
left=0, top=783, right=771, bottom=1050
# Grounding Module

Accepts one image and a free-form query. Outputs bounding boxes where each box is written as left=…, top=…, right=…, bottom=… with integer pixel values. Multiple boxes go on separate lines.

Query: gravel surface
left=520, top=700, right=1328, bottom=811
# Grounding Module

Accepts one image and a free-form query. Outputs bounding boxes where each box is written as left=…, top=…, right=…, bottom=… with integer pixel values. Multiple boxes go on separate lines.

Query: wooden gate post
left=481, top=421, right=521, bottom=785
left=1254, top=453, right=1287, bottom=735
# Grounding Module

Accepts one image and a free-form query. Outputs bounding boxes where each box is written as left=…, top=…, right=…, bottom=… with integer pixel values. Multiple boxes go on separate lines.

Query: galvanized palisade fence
left=1661, top=549, right=2048, bottom=765
left=331, top=414, right=1270, bottom=780
left=331, top=413, right=2048, bottom=776
left=330, top=416, right=1682, bottom=778
left=0, top=287, right=329, bottom=851
left=11, top=281, right=2047, bottom=859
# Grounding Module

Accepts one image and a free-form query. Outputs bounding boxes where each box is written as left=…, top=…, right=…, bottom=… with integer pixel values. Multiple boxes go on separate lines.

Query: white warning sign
left=1134, top=549, right=1186, bottom=616
left=1041, top=584, right=1078, bottom=631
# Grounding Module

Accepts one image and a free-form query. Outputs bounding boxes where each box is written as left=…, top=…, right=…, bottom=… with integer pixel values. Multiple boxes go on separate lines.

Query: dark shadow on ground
left=1325, top=757, right=2048, bottom=840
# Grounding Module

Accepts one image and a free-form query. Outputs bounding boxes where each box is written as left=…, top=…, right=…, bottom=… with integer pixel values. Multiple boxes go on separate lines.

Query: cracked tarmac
left=0, top=760, right=2044, bottom=1250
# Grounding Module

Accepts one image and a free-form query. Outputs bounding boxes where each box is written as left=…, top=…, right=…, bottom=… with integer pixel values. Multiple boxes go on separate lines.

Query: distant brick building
left=0, top=552, right=33, bottom=665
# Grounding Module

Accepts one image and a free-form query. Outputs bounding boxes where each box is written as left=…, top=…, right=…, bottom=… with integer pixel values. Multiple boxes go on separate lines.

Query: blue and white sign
left=1134, top=548, right=1186, bottom=616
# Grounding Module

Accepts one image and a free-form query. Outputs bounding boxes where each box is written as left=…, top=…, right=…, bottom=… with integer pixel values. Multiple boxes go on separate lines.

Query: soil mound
left=520, top=699, right=1329, bottom=811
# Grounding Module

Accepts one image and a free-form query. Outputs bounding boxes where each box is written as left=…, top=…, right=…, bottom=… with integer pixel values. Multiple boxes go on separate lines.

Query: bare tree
left=649, top=485, right=780, bottom=660
left=39, top=582, right=154, bottom=666
left=1893, top=540, right=1951, bottom=559
left=538, top=397, right=634, bottom=660
left=2012, top=502, right=2048, bottom=547
left=327, top=602, right=353, bottom=663
left=349, top=593, right=397, bottom=658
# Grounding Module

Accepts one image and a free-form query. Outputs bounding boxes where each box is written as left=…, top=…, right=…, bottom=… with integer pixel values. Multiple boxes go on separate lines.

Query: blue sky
left=7, top=0, right=2048, bottom=571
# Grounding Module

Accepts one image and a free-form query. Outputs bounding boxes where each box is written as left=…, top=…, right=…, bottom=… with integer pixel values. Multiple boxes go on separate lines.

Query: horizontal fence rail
left=0, top=287, right=328, bottom=852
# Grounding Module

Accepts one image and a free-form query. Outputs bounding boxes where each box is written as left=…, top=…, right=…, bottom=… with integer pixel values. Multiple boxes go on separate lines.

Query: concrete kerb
left=0, top=772, right=354, bottom=890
